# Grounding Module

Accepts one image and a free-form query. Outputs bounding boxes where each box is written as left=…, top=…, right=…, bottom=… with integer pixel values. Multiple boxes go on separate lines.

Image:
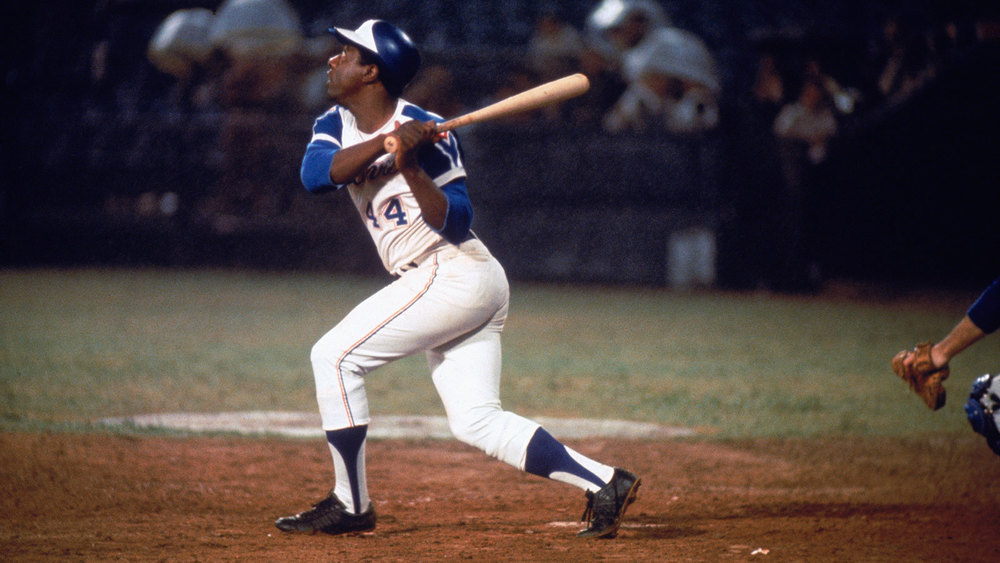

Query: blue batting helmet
left=331, top=20, right=420, bottom=96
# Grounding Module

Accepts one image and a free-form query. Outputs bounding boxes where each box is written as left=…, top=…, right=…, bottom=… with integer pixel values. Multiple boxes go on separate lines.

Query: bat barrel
left=383, top=73, right=589, bottom=153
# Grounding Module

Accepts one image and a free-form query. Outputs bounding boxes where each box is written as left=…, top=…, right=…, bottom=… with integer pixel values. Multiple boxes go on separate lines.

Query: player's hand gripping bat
left=383, top=73, right=590, bottom=153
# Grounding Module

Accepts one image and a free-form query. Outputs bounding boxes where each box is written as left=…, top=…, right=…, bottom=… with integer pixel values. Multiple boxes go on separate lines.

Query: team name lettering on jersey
left=353, top=158, right=399, bottom=186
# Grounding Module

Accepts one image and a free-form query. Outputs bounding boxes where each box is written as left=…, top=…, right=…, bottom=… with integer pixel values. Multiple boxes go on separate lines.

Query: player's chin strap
left=965, top=373, right=1000, bottom=456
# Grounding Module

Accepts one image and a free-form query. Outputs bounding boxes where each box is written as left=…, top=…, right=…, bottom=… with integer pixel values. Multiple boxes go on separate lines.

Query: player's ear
left=362, top=63, right=381, bottom=88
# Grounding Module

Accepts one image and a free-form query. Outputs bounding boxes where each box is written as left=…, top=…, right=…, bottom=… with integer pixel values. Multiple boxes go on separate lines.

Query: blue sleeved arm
left=968, top=276, right=1000, bottom=334
left=300, top=109, right=344, bottom=194
left=437, top=179, right=473, bottom=244
left=301, top=141, right=338, bottom=193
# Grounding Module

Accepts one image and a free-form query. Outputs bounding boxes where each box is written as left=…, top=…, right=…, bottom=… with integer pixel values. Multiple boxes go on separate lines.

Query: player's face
left=327, top=45, right=371, bottom=101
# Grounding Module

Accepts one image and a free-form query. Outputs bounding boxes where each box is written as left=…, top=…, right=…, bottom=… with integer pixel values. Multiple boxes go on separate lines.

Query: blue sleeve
left=437, top=179, right=473, bottom=244
left=300, top=110, right=344, bottom=194
left=301, top=141, right=338, bottom=193
left=968, top=276, right=1000, bottom=334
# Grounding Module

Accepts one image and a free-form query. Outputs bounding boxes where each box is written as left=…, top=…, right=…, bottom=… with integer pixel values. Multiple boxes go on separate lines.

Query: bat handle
left=384, top=134, right=400, bottom=154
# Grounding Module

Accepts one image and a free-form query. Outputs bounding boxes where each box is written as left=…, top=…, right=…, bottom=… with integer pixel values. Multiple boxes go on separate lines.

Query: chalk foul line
left=100, top=411, right=697, bottom=440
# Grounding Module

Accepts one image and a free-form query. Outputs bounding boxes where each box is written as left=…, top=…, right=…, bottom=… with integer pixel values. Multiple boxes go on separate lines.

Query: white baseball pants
left=310, top=238, right=540, bottom=468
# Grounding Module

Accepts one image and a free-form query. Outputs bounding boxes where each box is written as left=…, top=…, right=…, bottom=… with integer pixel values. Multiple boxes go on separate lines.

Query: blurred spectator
left=773, top=77, right=838, bottom=165
left=525, top=9, right=587, bottom=124
left=292, top=35, right=339, bottom=115
left=585, top=0, right=669, bottom=82
left=195, top=0, right=304, bottom=225
left=569, top=47, right=628, bottom=128
left=405, top=64, right=466, bottom=119
left=584, top=0, right=719, bottom=135
left=770, top=76, right=838, bottom=292
left=209, top=0, right=302, bottom=61
left=485, top=65, right=546, bottom=126
left=803, top=56, right=860, bottom=117
left=873, top=10, right=938, bottom=104
left=602, top=26, right=720, bottom=135
left=975, top=9, right=1000, bottom=43
left=147, top=8, right=215, bottom=90
left=186, top=48, right=231, bottom=113
left=198, top=51, right=298, bottom=224
left=146, top=5, right=218, bottom=112
left=576, top=0, right=664, bottom=128
left=720, top=46, right=789, bottom=290
left=217, top=53, right=295, bottom=111
left=751, top=51, right=785, bottom=118
left=929, top=11, right=973, bottom=65
left=527, top=10, right=586, bottom=83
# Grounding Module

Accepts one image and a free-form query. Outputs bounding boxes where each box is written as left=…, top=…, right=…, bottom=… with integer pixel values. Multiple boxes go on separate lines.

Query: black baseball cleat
left=275, top=490, right=376, bottom=535
left=577, top=468, right=641, bottom=539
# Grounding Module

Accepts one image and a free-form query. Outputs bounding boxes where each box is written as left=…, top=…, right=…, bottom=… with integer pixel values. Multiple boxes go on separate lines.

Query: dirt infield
left=2, top=431, right=999, bottom=562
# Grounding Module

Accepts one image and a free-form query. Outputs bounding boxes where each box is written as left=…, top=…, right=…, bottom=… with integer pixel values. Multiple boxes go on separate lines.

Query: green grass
left=1, top=268, right=993, bottom=439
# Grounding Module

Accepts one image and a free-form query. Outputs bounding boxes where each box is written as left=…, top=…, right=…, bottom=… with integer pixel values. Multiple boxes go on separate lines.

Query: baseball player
left=892, top=276, right=1000, bottom=454
left=892, top=275, right=1000, bottom=409
left=273, top=20, right=641, bottom=538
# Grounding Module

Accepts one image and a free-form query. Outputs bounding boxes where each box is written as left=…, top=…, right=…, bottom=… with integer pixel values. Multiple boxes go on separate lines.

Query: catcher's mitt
left=891, top=342, right=949, bottom=410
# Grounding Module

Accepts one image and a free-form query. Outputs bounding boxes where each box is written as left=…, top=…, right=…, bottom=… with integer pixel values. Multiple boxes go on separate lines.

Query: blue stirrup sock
left=523, top=427, right=614, bottom=491
left=325, top=425, right=370, bottom=514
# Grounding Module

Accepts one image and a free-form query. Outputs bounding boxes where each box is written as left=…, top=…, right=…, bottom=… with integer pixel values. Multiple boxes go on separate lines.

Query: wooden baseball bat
left=384, top=72, right=590, bottom=153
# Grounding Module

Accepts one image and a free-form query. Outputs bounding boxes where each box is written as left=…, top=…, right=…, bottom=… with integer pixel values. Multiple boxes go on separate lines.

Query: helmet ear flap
left=965, top=374, right=1000, bottom=456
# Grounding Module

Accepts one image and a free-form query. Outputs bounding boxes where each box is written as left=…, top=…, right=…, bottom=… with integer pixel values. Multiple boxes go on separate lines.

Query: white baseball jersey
left=301, top=99, right=470, bottom=276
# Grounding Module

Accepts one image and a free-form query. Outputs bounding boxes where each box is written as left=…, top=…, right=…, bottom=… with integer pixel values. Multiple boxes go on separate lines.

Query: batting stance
left=274, top=20, right=640, bottom=538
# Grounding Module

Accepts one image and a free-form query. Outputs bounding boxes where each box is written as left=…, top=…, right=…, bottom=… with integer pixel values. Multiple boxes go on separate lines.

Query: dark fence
left=1, top=109, right=723, bottom=286
left=464, top=125, right=721, bottom=285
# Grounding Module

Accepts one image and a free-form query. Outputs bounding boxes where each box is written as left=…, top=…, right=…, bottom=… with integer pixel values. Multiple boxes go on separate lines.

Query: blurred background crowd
left=1, top=0, right=998, bottom=291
